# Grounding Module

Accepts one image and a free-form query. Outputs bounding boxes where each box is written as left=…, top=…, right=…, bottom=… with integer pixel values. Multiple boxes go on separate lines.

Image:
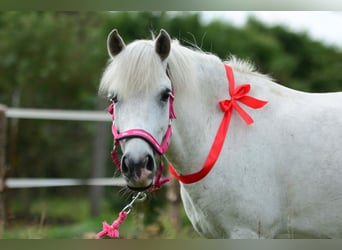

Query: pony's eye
left=160, top=89, right=171, bottom=102
left=110, top=95, right=118, bottom=104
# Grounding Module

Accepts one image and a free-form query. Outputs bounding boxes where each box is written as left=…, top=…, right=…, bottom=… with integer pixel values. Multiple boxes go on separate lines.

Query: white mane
left=99, top=37, right=270, bottom=99
left=99, top=40, right=163, bottom=98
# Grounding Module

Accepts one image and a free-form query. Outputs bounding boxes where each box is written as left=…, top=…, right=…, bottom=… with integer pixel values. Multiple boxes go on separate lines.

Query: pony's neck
left=165, top=45, right=277, bottom=176
left=166, top=47, right=229, bottom=175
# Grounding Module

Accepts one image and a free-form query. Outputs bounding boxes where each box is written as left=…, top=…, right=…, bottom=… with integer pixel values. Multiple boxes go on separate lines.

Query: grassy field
left=3, top=195, right=201, bottom=239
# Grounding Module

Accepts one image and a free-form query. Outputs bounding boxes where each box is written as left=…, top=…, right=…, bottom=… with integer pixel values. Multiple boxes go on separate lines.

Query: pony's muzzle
left=121, top=152, right=155, bottom=190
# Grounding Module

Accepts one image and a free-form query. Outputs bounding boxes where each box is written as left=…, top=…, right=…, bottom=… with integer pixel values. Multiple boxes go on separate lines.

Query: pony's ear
left=107, top=29, right=126, bottom=58
left=155, top=29, right=171, bottom=61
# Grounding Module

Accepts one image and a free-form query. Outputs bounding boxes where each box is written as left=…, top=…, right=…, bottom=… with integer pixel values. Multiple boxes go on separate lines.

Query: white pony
left=99, top=29, right=342, bottom=238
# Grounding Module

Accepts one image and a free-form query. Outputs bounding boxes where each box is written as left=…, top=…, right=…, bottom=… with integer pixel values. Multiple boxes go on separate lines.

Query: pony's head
left=100, top=29, right=174, bottom=191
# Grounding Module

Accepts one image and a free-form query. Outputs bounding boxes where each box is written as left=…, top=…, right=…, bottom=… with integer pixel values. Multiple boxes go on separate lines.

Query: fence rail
left=6, top=108, right=110, bottom=121
left=5, top=178, right=125, bottom=188
left=3, top=106, right=116, bottom=189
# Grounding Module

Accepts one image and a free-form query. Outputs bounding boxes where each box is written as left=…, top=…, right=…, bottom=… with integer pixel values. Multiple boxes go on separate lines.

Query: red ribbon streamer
left=168, top=64, right=268, bottom=184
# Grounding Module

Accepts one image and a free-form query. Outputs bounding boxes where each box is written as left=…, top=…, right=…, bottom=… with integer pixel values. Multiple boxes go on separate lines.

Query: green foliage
left=1, top=11, right=341, bottom=107
left=4, top=195, right=199, bottom=239
left=0, top=12, right=107, bottom=109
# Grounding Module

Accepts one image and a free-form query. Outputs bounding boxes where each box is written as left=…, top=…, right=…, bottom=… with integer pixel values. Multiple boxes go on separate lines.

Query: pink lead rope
left=97, top=211, right=128, bottom=238
left=97, top=192, right=147, bottom=239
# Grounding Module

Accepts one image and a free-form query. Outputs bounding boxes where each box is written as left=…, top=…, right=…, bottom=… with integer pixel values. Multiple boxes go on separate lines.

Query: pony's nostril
left=145, top=155, right=154, bottom=172
left=121, top=156, right=129, bottom=174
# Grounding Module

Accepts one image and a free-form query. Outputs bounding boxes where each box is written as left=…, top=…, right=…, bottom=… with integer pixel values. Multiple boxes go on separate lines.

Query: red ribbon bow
left=168, top=64, right=268, bottom=184
left=219, top=83, right=267, bottom=125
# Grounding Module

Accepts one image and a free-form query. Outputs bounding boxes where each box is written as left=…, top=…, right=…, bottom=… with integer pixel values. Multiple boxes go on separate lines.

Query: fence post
left=0, top=104, right=7, bottom=239
left=90, top=98, right=108, bottom=217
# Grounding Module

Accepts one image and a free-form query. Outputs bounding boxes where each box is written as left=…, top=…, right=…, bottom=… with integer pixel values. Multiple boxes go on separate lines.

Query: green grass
left=3, top=195, right=201, bottom=239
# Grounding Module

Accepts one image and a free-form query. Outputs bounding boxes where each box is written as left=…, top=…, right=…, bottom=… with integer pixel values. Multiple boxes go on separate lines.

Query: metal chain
left=121, top=192, right=147, bottom=214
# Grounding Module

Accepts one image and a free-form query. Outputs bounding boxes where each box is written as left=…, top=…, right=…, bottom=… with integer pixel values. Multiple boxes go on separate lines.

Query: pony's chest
left=179, top=184, right=235, bottom=238
left=179, top=180, right=279, bottom=238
